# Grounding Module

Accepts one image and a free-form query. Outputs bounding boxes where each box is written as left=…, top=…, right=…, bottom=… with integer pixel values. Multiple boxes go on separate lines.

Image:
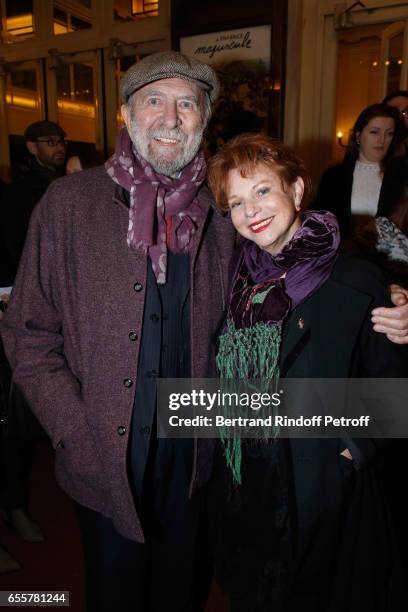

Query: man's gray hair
left=201, top=91, right=213, bottom=128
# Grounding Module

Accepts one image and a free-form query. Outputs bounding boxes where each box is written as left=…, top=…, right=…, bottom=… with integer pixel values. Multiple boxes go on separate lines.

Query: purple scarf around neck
left=105, top=128, right=206, bottom=283
left=229, top=210, right=340, bottom=328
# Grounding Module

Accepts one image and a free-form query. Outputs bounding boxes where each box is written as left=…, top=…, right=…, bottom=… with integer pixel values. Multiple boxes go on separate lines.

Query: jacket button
left=146, top=370, right=157, bottom=379
left=150, top=313, right=159, bottom=323
left=128, top=331, right=138, bottom=341
left=117, top=426, right=126, bottom=436
left=123, top=378, right=133, bottom=387
left=139, top=426, right=151, bottom=435
left=133, top=282, right=143, bottom=292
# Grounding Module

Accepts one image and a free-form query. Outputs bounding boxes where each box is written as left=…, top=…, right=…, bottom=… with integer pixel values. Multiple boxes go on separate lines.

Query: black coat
left=0, top=178, right=14, bottom=286
left=314, top=159, right=395, bottom=242
left=206, top=252, right=408, bottom=612
left=280, top=253, right=408, bottom=611
left=313, top=160, right=356, bottom=239
left=0, top=159, right=62, bottom=281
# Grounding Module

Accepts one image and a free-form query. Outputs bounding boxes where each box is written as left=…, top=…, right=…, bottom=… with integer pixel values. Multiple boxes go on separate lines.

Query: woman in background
left=314, top=103, right=401, bottom=238
left=207, top=133, right=407, bottom=612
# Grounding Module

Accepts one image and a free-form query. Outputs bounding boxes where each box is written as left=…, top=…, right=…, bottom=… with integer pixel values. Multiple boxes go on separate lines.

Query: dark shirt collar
left=28, top=156, right=64, bottom=185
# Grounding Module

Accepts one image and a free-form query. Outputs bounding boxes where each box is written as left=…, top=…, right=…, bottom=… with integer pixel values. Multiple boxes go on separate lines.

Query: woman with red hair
left=206, top=133, right=407, bottom=612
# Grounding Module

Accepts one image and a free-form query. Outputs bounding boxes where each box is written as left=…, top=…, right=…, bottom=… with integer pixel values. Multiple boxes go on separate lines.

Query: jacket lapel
left=280, top=302, right=312, bottom=377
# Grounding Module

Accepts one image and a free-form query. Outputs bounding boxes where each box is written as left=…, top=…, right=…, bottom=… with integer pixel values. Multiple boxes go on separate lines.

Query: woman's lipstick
left=249, top=216, right=274, bottom=233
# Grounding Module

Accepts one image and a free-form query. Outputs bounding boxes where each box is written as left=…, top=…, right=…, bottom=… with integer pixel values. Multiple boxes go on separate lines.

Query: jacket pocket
left=55, top=424, right=103, bottom=490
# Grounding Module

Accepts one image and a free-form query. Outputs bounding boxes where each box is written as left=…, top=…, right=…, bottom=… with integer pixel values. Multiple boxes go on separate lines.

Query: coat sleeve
left=340, top=258, right=408, bottom=467
left=313, top=168, right=333, bottom=212
left=313, top=164, right=354, bottom=239
left=0, top=192, right=89, bottom=448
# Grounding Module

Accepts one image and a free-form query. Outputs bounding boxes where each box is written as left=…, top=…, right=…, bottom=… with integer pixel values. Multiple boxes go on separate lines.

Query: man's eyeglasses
left=35, top=138, right=67, bottom=147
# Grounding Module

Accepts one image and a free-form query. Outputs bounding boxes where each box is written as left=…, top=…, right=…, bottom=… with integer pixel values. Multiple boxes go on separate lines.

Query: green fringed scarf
left=216, top=321, right=282, bottom=484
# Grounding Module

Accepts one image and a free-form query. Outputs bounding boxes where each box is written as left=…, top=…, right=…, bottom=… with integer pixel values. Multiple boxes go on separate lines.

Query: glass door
left=46, top=49, right=103, bottom=162
left=3, top=60, right=44, bottom=167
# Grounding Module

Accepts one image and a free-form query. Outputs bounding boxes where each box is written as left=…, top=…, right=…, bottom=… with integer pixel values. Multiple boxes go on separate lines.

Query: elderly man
left=1, top=52, right=234, bottom=611
left=2, top=51, right=408, bottom=610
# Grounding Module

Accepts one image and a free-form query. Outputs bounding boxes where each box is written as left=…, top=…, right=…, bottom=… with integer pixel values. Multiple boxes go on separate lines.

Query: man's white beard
left=128, top=115, right=204, bottom=177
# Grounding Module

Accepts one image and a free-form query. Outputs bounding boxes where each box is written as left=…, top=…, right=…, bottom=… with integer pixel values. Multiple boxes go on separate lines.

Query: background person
left=314, top=103, right=401, bottom=238
left=0, top=121, right=67, bottom=545
left=65, top=149, right=105, bottom=174
left=1, top=121, right=67, bottom=278
left=65, top=155, right=82, bottom=174
left=206, top=133, right=408, bottom=612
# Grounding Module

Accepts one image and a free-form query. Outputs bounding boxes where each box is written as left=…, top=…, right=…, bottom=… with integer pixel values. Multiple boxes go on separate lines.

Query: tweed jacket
left=0, top=165, right=235, bottom=542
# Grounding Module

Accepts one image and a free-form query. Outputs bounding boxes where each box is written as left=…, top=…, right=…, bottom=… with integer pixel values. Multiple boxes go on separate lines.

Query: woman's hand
left=371, top=284, right=408, bottom=344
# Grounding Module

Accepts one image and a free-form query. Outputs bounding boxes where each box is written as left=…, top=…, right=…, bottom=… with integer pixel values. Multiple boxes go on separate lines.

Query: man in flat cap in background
left=0, top=119, right=67, bottom=546
left=1, top=120, right=67, bottom=278
left=1, top=51, right=235, bottom=610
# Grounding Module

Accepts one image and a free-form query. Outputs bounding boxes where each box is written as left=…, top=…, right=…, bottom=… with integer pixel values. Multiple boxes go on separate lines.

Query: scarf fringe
left=216, top=322, right=281, bottom=379
left=216, top=322, right=281, bottom=484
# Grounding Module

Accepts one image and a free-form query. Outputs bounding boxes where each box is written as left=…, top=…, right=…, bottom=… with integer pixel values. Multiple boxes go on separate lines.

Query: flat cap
left=120, top=50, right=219, bottom=104
left=24, top=120, right=66, bottom=142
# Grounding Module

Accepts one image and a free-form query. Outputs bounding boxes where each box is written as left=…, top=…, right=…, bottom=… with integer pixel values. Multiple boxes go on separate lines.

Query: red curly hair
left=207, top=133, right=313, bottom=212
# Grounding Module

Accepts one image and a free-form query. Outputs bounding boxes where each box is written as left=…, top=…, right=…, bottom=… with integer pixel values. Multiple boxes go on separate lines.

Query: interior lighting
left=337, top=131, right=346, bottom=147
left=53, top=22, right=68, bottom=35
left=5, top=93, right=37, bottom=109
left=6, top=14, right=34, bottom=35
left=57, top=99, right=95, bottom=117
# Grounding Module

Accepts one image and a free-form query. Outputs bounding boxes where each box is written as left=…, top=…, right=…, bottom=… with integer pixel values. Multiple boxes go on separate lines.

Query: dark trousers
left=76, top=439, right=212, bottom=612
left=0, top=338, right=44, bottom=511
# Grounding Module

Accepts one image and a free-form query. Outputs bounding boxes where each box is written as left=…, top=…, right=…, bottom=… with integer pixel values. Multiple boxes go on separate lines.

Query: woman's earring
left=356, top=137, right=360, bottom=146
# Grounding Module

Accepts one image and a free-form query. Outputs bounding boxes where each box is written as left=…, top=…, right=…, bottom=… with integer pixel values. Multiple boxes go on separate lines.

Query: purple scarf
left=229, top=211, right=340, bottom=328
left=105, top=128, right=206, bottom=283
